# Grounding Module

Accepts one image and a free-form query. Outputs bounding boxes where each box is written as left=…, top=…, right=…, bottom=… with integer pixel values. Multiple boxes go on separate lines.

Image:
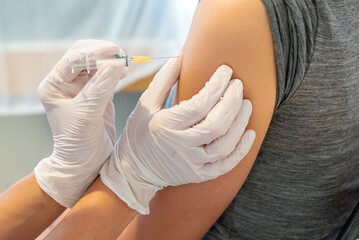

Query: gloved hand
left=34, top=40, right=127, bottom=208
left=100, top=52, right=256, bottom=214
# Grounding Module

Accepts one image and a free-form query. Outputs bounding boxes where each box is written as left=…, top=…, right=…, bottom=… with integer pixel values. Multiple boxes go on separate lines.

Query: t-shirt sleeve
left=261, top=0, right=318, bottom=109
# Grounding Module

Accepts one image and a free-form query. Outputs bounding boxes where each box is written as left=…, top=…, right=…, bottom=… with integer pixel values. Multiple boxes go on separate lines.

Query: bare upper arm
left=119, top=0, right=276, bottom=239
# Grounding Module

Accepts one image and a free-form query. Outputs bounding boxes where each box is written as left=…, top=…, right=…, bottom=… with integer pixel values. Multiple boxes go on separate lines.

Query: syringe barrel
left=70, top=55, right=129, bottom=73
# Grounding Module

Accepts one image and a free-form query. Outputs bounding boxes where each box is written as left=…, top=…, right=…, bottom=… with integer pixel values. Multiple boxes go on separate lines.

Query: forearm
left=45, top=177, right=137, bottom=240
left=0, top=173, right=65, bottom=240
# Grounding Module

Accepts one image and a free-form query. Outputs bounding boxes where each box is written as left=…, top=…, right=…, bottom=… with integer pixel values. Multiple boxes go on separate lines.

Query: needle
left=150, top=56, right=179, bottom=59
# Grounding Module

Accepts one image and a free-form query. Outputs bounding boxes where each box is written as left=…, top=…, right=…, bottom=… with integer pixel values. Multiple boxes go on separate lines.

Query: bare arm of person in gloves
left=0, top=39, right=255, bottom=239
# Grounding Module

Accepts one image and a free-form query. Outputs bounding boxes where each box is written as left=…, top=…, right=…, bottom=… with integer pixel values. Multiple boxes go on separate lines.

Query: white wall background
left=0, top=0, right=197, bottom=115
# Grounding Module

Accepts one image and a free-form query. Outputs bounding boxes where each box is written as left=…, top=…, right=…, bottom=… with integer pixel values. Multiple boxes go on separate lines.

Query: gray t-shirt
left=203, top=0, right=359, bottom=239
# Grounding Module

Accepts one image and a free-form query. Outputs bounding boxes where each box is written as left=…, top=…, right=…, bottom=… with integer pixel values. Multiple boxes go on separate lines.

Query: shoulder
left=188, top=0, right=271, bottom=52
left=180, top=0, right=276, bottom=112
left=185, top=0, right=318, bottom=108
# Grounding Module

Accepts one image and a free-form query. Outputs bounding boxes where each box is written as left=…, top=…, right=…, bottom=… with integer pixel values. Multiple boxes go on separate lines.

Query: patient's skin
left=118, top=0, right=277, bottom=239
left=0, top=174, right=66, bottom=240
left=44, top=177, right=136, bottom=240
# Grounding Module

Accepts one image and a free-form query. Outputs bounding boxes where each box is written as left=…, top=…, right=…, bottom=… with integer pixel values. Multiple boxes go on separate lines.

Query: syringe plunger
left=70, top=54, right=131, bottom=74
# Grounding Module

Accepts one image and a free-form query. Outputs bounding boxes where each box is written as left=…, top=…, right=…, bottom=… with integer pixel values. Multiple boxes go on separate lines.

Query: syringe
left=70, top=54, right=177, bottom=74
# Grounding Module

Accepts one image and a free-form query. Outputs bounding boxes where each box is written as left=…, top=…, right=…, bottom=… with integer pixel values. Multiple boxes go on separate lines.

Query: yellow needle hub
left=132, top=56, right=152, bottom=64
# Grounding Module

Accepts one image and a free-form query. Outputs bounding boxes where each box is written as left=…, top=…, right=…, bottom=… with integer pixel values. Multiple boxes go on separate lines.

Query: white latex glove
left=34, top=40, right=127, bottom=208
left=100, top=52, right=256, bottom=214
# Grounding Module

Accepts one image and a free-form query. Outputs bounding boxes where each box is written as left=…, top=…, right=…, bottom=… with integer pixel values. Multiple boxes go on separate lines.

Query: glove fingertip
left=238, top=130, right=256, bottom=156
left=245, top=129, right=256, bottom=143
left=218, top=65, right=233, bottom=77
left=242, top=99, right=253, bottom=115
left=226, top=79, right=244, bottom=101
left=206, top=64, right=233, bottom=90
left=230, top=79, right=244, bottom=93
left=97, top=60, right=127, bottom=80
left=165, top=50, right=183, bottom=71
